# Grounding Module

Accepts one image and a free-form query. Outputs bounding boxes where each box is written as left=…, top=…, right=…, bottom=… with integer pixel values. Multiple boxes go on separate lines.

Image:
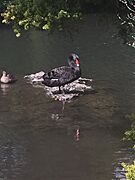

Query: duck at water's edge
left=42, top=53, right=81, bottom=92
left=0, top=71, right=16, bottom=84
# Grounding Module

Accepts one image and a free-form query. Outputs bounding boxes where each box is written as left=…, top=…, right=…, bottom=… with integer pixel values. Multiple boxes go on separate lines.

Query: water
left=0, top=14, right=135, bottom=180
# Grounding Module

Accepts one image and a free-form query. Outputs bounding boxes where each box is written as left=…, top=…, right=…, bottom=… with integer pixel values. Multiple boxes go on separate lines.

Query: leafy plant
left=123, top=113, right=135, bottom=141
left=0, top=0, right=81, bottom=37
left=121, top=161, right=135, bottom=180
left=121, top=113, right=135, bottom=180
left=118, top=0, right=135, bottom=47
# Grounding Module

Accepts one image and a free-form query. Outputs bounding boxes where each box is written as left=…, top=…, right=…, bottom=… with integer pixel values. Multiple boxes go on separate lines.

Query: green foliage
left=118, top=0, right=135, bottom=47
left=121, top=161, right=135, bottom=180
left=123, top=113, right=135, bottom=141
left=79, top=0, right=114, bottom=6
left=122, top=113, right=135, bottom=180
left=0, top=0, right=81, bottom=37
left=0, top=0, right=118, bottom=37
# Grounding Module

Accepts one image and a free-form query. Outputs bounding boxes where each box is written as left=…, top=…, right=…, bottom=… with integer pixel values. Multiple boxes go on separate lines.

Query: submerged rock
left=24, top=71, right=94, bottom=102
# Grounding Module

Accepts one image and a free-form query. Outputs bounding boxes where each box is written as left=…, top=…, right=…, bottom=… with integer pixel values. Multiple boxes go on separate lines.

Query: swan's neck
left=2, top=71, right=7, bottom=77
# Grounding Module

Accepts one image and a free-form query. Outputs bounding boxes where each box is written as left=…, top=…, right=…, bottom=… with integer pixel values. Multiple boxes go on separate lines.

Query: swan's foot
left=59, top=86, right=65, bottom=94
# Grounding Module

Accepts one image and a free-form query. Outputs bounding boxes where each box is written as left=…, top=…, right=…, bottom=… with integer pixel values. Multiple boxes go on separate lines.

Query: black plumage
left=42, top=53, right=81, bottom=91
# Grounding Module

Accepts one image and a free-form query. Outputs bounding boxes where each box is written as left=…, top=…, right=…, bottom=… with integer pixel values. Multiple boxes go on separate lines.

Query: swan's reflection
left=51, top=101, right=65, bottom=121
left=51, top=101, right=80, bottom=141
left=0, top=83, right=10, bottom=95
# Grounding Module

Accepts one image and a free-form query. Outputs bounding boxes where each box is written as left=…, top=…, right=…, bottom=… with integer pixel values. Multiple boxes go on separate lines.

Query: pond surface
left=0, top=14, right=135, bottom=180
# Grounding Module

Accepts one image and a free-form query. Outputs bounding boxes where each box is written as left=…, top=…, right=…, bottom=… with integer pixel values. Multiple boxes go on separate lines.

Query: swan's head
left=2, top=71, right=7, bottom=76
left=68, top=53, right=80, bottom=67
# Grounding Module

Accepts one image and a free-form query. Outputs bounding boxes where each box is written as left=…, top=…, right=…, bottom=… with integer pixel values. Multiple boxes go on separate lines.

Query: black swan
left=42, top=53, right=81, bottom=92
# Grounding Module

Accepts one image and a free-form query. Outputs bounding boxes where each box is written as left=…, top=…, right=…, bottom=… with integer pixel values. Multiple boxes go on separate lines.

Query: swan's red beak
left=76, top=59, right=80, bottom=66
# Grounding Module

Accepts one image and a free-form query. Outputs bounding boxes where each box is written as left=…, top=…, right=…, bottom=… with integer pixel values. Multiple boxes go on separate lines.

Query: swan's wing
left=43, top=66, right=79, bottom=87
left=47, top=66, right=73, bottom=79
left=52, top=66, right=79, bottom=85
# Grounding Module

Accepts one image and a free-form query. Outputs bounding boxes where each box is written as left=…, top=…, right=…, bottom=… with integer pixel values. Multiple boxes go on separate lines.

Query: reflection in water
left=0, top=141, right=27, bottom=180
left=113, top=147, right=135, bottom=179
left=74, top=127, right=80, bottom=141
left=62, top=101, right=65, bottom=112
left=0, top=83, right=10, bottom=95
left=51, top=101, right=80, bottom=141
left=51, top=101, right=65, bottom=121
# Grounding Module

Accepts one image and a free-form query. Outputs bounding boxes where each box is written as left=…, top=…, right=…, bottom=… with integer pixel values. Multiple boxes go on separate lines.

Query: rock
left=24, top=71, right=94, bottom=102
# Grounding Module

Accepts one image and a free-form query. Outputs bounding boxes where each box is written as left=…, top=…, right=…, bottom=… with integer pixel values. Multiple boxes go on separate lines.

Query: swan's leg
left=59, top=86, right=61, bottom=93
left=61, top=86, right=65, bottom=94
left=59, top=86, right=65, bottom=94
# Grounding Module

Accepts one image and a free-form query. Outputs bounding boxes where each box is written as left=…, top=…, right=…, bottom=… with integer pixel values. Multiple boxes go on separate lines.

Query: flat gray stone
left=24, top=71, right=94, bottom=101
